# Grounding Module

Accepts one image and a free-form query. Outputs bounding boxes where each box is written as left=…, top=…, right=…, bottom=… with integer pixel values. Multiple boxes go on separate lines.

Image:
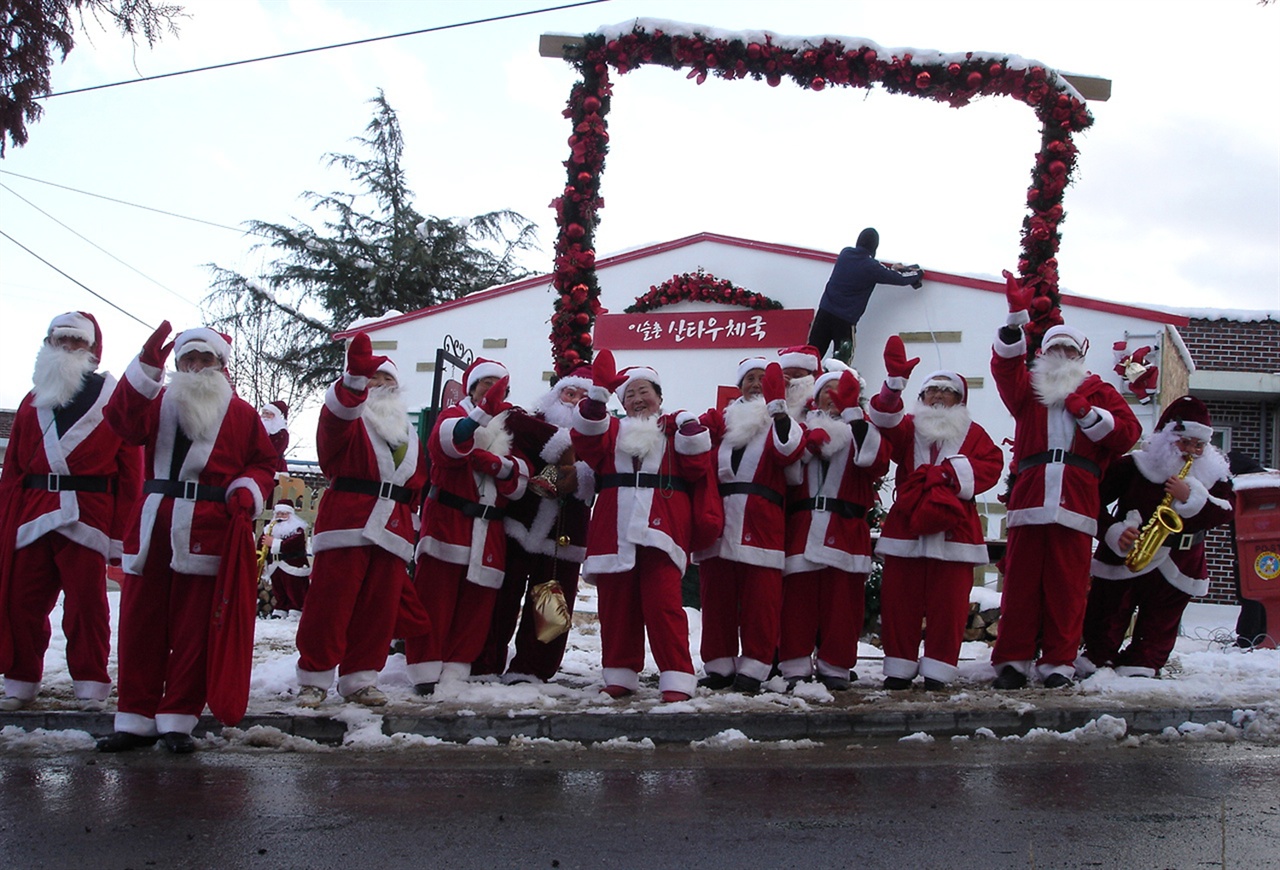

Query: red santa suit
left=990, top=323, right=1140, bottom=683
left=1082, top=397, right=1233, bottom=676
left=105, top=329, right=277, bottom=739
left=295, top=366, right=427, bottom=700
left=572, top=368, right=713, bottom=698
left=779, top=401, right=889, bottom=685
left=695, top=385, right=804, bottom=685
left=869, top=371, right=1003, bottom=685
left=260, top=504, right=309, bottom=616
left=1, top=313, right=142, bottom=708
left=407, top=366, right=531, bottom=690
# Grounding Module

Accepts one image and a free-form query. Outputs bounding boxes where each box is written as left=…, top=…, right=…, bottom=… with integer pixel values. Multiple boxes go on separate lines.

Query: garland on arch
left=548, top=20, right=1093, bottom=374
left=624, top=270, right=783, bottom=314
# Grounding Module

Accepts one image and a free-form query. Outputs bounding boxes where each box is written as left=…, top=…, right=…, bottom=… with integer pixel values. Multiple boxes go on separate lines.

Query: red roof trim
left=936, top=273, right=1189, bottom=325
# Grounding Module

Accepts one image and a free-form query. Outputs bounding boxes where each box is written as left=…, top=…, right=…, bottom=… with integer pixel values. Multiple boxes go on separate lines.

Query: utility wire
left=39, top=0, right=611, bottom=99
left=0, top=228, right=154, bottom=329
left=0, top=181, right=201, bottom=310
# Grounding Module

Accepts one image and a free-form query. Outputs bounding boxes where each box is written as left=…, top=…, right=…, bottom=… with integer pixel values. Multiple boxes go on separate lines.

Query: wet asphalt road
left=2, top=740, right=1277, bottom=869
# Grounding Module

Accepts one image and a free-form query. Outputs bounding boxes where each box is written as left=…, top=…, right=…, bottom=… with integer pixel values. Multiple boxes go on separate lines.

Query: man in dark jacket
left=808, top=228, right=923, bottom=360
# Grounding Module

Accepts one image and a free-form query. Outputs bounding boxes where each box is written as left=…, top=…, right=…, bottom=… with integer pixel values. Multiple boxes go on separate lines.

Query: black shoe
left=819, top=674, right=852, bottom=692
left=923, top=678, right=947, bottom=691
left=992, top=666, right=1028, bottom=690
left=413, top=682, right=436, bottom=697
left=1042, top=673, right=1074, bottom=690
left=732, top=674, right=762, bottom=694
left=882, top=676, right=913, bottom=691
left=697, top=672, right=734, bottom=690
left=160, top=732, right=196, bottom=754
left=96, top=731, right=158, bottom=753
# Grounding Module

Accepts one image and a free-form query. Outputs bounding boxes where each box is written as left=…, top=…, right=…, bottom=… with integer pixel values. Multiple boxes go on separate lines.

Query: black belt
left=1016, top=449, right=1101, bottom=477
left=787, top=497, right=867, bottom=520
left=24, top=473, right=115, bottom=494
left=332, top=477, right=414, bottom=504
left=718, top=481, right=784, bottom=507
left=597, top=473, right=690, bottom=494
left=428, top=486, right=505, bottom=521
left=143, top=479, right=228, bottom=501
left=1164, top=530, right=1206, bottom=551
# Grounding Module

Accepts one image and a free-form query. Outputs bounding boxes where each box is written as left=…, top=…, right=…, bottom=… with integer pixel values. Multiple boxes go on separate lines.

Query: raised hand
left=1002, top=269, right=1035, bottom=313
left=762, top=362, right=786, bottom=411
left=883, top=335, right=920, bottom=381
left=478, top=376, right=512, bottom=418
left=832, top=370, right=861, bottom=412
left=346, top=332, right=388, bottom=379
left=140, top=320, right=174, bottom=369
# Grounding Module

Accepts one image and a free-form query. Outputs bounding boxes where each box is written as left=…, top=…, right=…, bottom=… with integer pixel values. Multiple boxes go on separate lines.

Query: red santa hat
left=463, top=358, right=509, bottom=395
left=735, top=357, right=769, bottom=386
left=614, top=365, right=661, bottom=404
left=777, top=344, right=821, bottom=373
left=553, top=363, right=593, bottom=396
left=47, top=311, right=102, bottom=359
left=269, top=399, right=289, bottom=419
left=919, top=370, right=969, bottom=404
left=1156, top=395, right=1213, bottom=442
left=173, top=327, right=232, bottom=367
left=273, top=499, right=296, bottom=513
left=1040, top=324, right=1089, bottom=357
left=814, top=358, right=864, bottom=397
left=375, top=358, right=399, bottom=382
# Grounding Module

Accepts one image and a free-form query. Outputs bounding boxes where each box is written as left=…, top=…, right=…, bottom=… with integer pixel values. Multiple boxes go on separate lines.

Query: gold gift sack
left=531, top=579, right=571, bottom=643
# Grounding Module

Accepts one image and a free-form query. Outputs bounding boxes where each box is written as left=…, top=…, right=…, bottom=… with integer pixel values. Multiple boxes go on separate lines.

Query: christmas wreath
left=625, top=270, right=783, bottom=314
left=548, top=20, right=1092, bottom=374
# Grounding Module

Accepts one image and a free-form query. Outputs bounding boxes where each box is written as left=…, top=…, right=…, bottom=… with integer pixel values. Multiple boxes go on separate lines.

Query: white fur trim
left=540, top=426, right=573, bottom=464
left=173, top=327, right=230, bottom=365
left=125, top=357, right=163, bottom=399
left=994, top=330, right=1026, bottom=359
left=1078, top=406, right=1115, bottom=442
left=467, top=403, right=494, bottom=427
left=881, top=656, right=919, bottom=680
left=586, top=385, right=611, bottom=403
left=613, top=367, right=660, bottom=404
left=295, top=666, right=336, bottom=690
left=674, top=425, right=711, bottom=456
left=778, top=350, right=819, bottom=372
left=1175, top=476, right=1209, bottom=518
left=919, top=657, right=959, bottom=684
left=226, top=477, right=265, bottom=516
left=1114, top=665, right=1157, bottom=678
left=885, top=375, right=908, bottom=392
left=736, top=357, right=768, bottom=385
left=464, top=360, right=508, bottom=394
left=341, top=371, right=369, bottom=392
left=840, top=406, right=864, bottom=423
left=946, top=455, right=975, bottom=501
left=765, top=398, right=788, bottom=417
left=113, top=711, right=158, bottom=737
left=1006, top=309, right=1031, bottom=327
left=602, top=668, right=641, bottom=693
left=325, top=382, right=363, bottom=420
left=658, top=670, right=697, bottom=696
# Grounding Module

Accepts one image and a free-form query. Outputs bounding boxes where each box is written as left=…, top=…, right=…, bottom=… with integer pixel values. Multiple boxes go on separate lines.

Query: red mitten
left=1064, top=392, right=1093, bottom=419
left=761, top=362, right=786, bottom=404
left=229, top=487, right=257, bottom=518
left=469, top=449, right=506, bottom=478
left=346, top=333, right=389, bottom=379
left=806, top=428, right=831, bottom=456
left=883, top=336, right=920, bottom=381
left=1002, top=269, right=1034, bottom=313
left=140, top=320, right=174, bottom=369
left=592, top=349, right=628, bottom=392
left=478, top=376, right=512, bottom=418
left=832, top=370, right=861, bottom=412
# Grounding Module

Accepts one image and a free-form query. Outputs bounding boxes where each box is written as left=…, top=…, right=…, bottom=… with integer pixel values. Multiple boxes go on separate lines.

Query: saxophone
left=1124, top=455, right=1194, bottom=572
left=255, top=517, right=279, bottom=575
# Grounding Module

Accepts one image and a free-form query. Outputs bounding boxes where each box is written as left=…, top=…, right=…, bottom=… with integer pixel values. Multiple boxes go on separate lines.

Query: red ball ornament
left=915, top=71, right=931, bottom=89
left=966, top=71, right=983, bottom=89
left=811, top=76, right=826, bottom=90
left=747, top=42, right=762, bottom=60
left=766, top=73, right=782, bottom=87
left=580, top=332, right=593, bottom=347
left=1048, top=160, right=1067, bottom=177
left=566, top=223, right=586, bottom=240
left=583, top=96, right=601, bottom=112
left=948, top=63, right=961, bottom=76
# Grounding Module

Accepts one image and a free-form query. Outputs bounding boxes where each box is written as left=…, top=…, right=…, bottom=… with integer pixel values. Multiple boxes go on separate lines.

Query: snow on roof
left=1233, top=470, right=1280, bottom=492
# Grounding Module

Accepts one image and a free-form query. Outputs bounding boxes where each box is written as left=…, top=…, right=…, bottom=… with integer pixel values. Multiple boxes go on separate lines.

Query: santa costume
left=98, top=323, right=278, bottom=751
left=259, top=400, right=290, bottom=473
left=1081, top=396, right=1233, bottom=676
left=295, top=337, right=429, bottom=707
left=259, top=499, right=310, bottom=617
left=990, top=290, right=1141, bottom=688
left=0, top=312, right=142, bottom=711
left=407, top=358, right=532, bottom=692
left=694, top=357, right=803, bottom=691
left=869, top=351, right=1003, bottom=688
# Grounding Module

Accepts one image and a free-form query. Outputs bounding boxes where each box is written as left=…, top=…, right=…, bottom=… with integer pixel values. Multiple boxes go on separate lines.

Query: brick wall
left=1179, top=319, right=1280, bottom=373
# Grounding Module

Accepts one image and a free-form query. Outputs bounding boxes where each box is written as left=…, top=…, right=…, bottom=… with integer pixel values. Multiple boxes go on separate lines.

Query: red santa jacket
left=2, top=373, right=142, bottom=560
left=783, top=411, right=889, bottom=576
left=868, top=403, right=1003, bottom=565
left=571, top=408, right=713, bottom=579
left=261, top=519, right=310, bottom=580
left=106, top=358, right=278, bottom=576
left=992, top=335, right=1141, bottom=535
left=417, top=399, right=530, bottom=588
left=1091, top=448, right=1234, bottom=596
left=312, top=376, right=426, bottom=564
left=694, top=399, right=804, bottom=568
left=502, top=411, right=592, bottom=564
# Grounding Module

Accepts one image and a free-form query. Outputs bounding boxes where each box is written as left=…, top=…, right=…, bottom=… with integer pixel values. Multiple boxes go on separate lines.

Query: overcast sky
left=1, top=0, right=1276, bottom=410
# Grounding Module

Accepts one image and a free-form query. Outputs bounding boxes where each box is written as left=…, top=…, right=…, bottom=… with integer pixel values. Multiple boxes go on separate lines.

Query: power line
left=39, top=0, right=611, bottom=99
left=0, top=181, right=201, bottom=310
left=0, top=228, right=154, bottom=329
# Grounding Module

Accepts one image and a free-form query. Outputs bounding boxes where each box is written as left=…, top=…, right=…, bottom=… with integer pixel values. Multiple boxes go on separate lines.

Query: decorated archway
left=546, top=19, right=1093, bottom=375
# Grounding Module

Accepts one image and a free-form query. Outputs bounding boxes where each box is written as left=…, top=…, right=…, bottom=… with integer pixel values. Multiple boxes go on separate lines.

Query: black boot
left=697, top=672, right=734, bottom=690
left=96, top=731, right=158, bottom=753
left=414, top=682, right=437, bottom=697
left=161, top=732, right=196, bottom=754
left=732, top=674, right=762, bottom=694
left=992, top=666, right=1028, bottom=690
left=882, top=676, right=913, bottom=691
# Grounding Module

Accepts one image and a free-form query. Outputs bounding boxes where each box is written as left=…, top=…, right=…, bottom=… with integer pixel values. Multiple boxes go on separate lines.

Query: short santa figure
left=97, top=323, right=278, bottom=754
left=1081, top=396, right=1233, bottom=677
left=571, top=350, right=714, bottom=703
left=694, top=357, right=803, bottom=693
left=779, top=364, right=889, bottom=691
left=869, top=337, right=1003, bottom=689
left=1112, top=341, right=1160, bottom=404
left=407, top=358, right=533, bottom=694
left=0, top=312, right=142, bottom=712
left=259, top=400, right=290, bottom=473
left=259, top=498, right=310, bottom=618
left=295, top=334, right=429, bottom=709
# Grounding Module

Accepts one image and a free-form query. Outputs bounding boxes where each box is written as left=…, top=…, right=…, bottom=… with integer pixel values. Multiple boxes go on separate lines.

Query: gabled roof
left=335, top=231, right=1188, bottom=337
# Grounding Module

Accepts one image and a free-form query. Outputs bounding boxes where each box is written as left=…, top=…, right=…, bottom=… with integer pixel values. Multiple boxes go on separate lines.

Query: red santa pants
left=879, top=555, right=973, bottom=678
left=698, top=557, right=781, bottom=680
left=779, top=567, right=865, bottom=674
left=296, top=545, right=404, bottom=677
left=408, top=555, right=499, bottom=668
left=1083, top=571, right=1191, bottom=673
left=474, top=540, right=579, bottom=681
left=596, top=546, right=694, bottom=680
left=992, top=524, right=1092, bottom=673
left=268, top=567, right=309, bottom=613
left=6, top=534, right=111, bottom=688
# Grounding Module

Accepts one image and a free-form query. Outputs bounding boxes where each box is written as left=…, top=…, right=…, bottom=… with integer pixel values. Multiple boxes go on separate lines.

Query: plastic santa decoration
left=1112, top=341, right=1159, bottom=404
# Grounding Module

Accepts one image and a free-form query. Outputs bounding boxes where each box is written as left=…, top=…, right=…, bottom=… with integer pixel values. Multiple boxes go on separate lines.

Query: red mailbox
left=1235, top=471, right=1280, bottom=649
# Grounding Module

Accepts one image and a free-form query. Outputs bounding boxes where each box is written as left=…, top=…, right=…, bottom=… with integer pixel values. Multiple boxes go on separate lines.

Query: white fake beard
left=617, top=414, right=665, bottom=460
left=533, top=390, right=578, bottom=429
left=363, top=385, right=410, bottom=447
left=1134, top=427, right=1231, bottom=487
left=260, top=412, right=287, bottom=436
left=804, top=409, right=852, bottom=459
left=473, top=409, right=513, bottom=456
left=722, top=396, right=771, bottom=449
left=1030, top=353, right=1088, bottom=406
left=912, top=401, right=971, bottom=446
left=31, top=344, right=96, bottom=409
left=786, top=375, right=815, bottom=417
left=268, top=516, right=307, bottom=537
left=166, top=368, right=232, bottom=441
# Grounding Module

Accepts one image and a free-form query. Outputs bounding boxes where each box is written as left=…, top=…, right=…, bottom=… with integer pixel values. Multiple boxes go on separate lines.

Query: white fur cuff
left=766, top=398, right=788, bottom=417
left=468, top=404, right=494, bottom=427
left=1006, top=309, right=1031, bottom=327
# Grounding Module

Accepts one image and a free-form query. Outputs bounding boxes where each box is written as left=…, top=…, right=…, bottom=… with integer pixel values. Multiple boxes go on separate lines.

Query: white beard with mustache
left=804, top=408, right=852, bottom=459
left=617, top=414, right=665, bottom=460
left=1031, top=353, right=1088, bottom=406
left=786, top=375, right=815, bottom=419
left=166, top=368, right=232, bottom=441
left=260, top=412, right=287, bottom=436
left=363, top=385, right=410, bottom=447
left=533, top=390, right=578, bottom=429
left=722, top=396, right=771, bottom=449
left=1133, top=428, right=1231, bottom=487
left=912, top=401, right=971, bottom=446
left=32, top=344, right=96, bottom=409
